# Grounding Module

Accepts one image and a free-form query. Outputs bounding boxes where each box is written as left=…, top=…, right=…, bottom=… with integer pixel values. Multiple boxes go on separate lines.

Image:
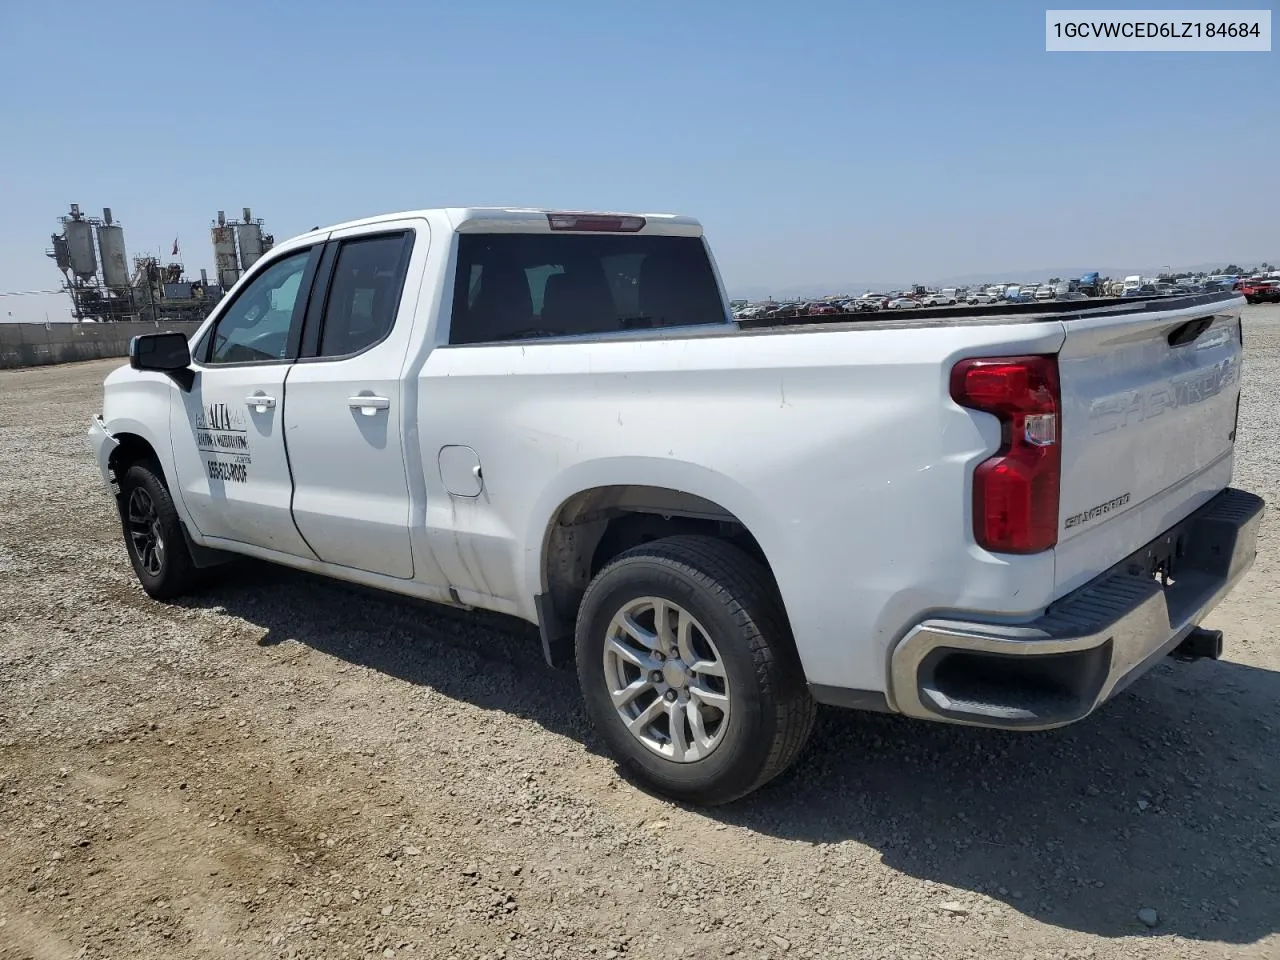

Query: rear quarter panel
left=418, top=318, right=1066, bottom=696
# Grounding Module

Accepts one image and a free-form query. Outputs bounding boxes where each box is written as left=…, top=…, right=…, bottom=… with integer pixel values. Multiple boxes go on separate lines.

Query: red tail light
left=950, top=355, right=1061, bottom=553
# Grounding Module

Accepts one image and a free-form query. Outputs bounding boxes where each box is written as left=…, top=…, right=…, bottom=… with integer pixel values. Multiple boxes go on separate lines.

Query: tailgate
left=1054, top=298, right=1244, bottom=595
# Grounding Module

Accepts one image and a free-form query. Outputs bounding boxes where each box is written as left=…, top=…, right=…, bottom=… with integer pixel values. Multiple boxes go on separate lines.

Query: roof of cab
left=291, top=207, right=704, bottom=242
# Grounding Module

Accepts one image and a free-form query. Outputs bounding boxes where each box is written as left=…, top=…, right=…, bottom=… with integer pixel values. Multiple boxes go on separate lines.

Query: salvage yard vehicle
left=1242, top=279, right=1280, bottom=304
left=89, top=207, right=1264, bottom=806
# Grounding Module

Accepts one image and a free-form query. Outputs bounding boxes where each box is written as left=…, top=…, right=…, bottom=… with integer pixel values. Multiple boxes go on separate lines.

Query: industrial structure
left=211, top=208, right=274, bottom=289
left=46, top=204, right=273, bottom=323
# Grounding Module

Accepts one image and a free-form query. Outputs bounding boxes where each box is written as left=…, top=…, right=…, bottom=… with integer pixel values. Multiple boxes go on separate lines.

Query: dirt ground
left=1, top=306, right=1278, bottom=960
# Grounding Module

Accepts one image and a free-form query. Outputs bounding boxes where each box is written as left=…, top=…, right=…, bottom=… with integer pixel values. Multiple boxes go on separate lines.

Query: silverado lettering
left=1064, top=493, right=1132, bottom=530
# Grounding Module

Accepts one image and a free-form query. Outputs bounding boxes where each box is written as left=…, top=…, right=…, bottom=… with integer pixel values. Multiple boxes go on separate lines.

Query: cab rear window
left=448, top=234, right=726, bottom=345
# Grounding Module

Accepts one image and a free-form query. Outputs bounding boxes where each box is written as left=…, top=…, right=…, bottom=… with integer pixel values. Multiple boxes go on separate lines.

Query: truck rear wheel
left=574, top=535, right=816, bottom=805
left=119, top=461, right=199, bottom=601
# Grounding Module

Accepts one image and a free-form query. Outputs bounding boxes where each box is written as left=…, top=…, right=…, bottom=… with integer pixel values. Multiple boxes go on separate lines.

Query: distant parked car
left=884, top=297, right=921, bottom=309
left=839, top=300, right=877, bottom=313
left=919, top=292, right=957, bottom=307
left=1243, top=280, right=1280, bottom=304
left=966, top=291, right=998, bottom=305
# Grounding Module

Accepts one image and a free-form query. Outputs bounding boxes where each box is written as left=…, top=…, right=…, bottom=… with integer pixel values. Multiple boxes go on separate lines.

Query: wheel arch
left=107, top=431, right=167, bottom=489
left=526, top=459, right=788, bottom=664
left=103, top=422, right=227, bottom=568
left=100, top=415, right=194, bottom=534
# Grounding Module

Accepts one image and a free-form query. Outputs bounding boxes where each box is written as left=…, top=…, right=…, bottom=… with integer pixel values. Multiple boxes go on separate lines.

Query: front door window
left=204, top=251, right=312, bottom=364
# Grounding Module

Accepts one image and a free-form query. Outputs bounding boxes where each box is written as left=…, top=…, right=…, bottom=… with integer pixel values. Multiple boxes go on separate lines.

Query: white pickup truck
left=89, top=207, right=1264, bottom=805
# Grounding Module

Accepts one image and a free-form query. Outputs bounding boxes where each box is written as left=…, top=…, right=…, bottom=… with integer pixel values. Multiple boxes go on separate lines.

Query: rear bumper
left=889, top=487, right=1264, bottom=731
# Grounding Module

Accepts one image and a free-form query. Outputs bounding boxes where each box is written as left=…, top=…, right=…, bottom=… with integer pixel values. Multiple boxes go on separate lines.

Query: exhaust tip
left=1171, top=627, right=1224, bottom=662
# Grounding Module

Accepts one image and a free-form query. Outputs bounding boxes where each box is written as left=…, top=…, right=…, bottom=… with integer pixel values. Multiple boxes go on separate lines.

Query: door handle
left=348, top=396, right=391, bottom=416
left=246, top=394, right=276, bottom=412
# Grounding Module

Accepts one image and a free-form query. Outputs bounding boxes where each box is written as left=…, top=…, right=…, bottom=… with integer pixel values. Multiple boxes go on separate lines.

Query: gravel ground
left=1, top=306, right=1278, bottom=960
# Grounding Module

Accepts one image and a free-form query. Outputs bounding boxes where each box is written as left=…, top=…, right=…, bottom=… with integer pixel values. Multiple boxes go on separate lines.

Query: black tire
left=575, top=535, right=816, bottom=805
left=118, top=460, right=199, bottom=600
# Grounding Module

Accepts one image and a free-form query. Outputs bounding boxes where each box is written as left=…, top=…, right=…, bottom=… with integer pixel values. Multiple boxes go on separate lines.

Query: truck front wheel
left=574, top=535, right=816, bottom=805
left=119, top=461, right=199, bottom=600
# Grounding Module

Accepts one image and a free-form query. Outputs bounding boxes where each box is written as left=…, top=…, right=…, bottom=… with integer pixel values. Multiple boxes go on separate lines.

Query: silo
left=211, top=211, right=240, bottom=288
left=235, top=208, right=264, bottom=270
left=96, top=209, right=130, bottom=289
left=65, top=218, right=98, bottom=280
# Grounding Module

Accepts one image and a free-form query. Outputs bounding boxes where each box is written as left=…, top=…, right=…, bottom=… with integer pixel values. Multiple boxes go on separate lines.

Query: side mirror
left=129, top=333, right=195, bottom=391
left=129, top=332, right=191, bottom=371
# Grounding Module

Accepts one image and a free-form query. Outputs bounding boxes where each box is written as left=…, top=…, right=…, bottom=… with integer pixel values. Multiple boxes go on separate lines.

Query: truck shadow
left=731, top=675, right=1280, bottom=944
left=183, top=561, right=1280, bottom=946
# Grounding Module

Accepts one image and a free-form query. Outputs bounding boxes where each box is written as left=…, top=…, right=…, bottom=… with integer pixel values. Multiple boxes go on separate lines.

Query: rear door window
left=448, top=234, right=726, bottom=345
left=313, top=232, right=414, bottom=358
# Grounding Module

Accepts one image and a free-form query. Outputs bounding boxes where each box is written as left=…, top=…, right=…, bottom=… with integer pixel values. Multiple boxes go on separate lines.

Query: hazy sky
left=1, top=0, right=1276, bottom=320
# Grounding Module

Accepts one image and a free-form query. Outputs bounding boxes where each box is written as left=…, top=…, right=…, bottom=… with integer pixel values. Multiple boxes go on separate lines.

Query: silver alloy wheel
left=602, top=596, right=731, bottom=763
